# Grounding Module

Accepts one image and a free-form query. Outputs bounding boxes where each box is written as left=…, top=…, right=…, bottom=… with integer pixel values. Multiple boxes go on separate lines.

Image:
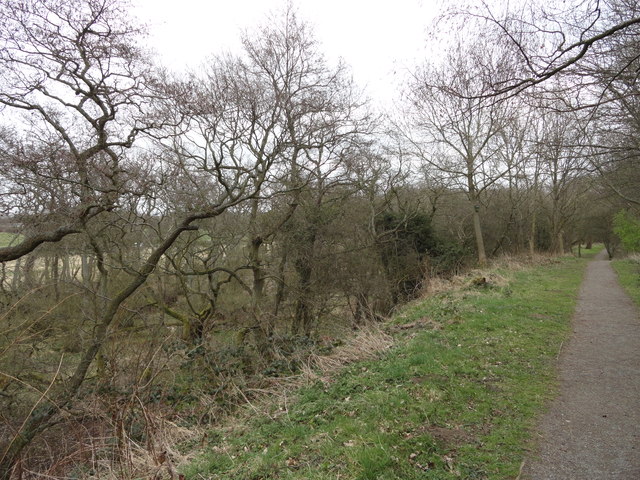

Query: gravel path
left=521, top=250, right=640, bottom=479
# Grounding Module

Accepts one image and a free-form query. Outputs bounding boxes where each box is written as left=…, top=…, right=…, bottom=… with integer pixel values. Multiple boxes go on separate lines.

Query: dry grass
left=421, top=252, right=560, bottom=297
left=305, top=326, right=393, bottom=379
left=15, top=398, right=205, bottom=480
left=82, top=419, right=200, bottom=480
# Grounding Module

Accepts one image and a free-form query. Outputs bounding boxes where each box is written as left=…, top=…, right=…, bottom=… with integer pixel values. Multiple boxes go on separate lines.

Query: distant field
left=0, top=232, right=22, bottom=248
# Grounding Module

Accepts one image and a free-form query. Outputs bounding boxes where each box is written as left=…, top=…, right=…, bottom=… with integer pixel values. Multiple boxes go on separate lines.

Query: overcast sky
left=131, top=0, right=443, bottom=105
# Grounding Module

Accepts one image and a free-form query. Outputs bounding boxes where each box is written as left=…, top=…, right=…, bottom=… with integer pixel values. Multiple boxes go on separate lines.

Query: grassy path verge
left=612, top=256, right=640, bottom=306
left=182, top=253, right=592, bottom=480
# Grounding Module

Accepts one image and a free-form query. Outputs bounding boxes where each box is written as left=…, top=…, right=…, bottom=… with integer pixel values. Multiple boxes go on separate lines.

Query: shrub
left=613, top=210, right=640, bottom=252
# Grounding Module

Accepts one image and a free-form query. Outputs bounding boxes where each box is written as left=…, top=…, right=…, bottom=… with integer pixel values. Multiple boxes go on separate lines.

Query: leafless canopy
left=441, top=0, right=640, bottom=100
left=0, top=0, right=159, bottom=261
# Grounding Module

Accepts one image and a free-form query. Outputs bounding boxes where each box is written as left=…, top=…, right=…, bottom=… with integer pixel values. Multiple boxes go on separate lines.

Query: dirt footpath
left=521, top=250, right=640, bottom=479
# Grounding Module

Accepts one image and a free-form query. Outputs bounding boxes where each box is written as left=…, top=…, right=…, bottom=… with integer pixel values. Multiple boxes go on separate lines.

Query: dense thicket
left=0, top=0, right=638, bottom=478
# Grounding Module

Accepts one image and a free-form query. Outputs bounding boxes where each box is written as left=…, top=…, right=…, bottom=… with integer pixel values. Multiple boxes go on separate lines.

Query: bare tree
left=447, top=0, right=640, bottom=99
left=0, top=0, right=169, bottom=263
left=485, top=107, right=536, bottom=255
left=442, top=0, right=640, bottom=237
left=183, top=7, right=370, bottom=341
left=533, top=107, right=591, bottom=253
left=0, top=1, right=280, bottom=476
left=401, top=38, right=518, bottom=264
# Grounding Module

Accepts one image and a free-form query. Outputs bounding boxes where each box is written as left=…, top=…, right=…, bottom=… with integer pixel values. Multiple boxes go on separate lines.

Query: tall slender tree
left=401, top=38, right=517, bottom=264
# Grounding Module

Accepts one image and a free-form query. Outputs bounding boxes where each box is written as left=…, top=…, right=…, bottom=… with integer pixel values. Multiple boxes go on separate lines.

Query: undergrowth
left=180, top=251, right=592, bottom=479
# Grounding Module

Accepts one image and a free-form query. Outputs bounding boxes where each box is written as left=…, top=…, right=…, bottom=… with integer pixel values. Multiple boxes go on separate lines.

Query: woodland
left=0, top=0, right=639, bottom=478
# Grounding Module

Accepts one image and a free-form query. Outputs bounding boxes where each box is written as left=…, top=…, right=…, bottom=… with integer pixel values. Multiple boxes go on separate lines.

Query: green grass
left=0, top=232, right=22, bottom=247
left=612, top=256, right=640, bottom=306
left=181, top=254, right=591, bottom=480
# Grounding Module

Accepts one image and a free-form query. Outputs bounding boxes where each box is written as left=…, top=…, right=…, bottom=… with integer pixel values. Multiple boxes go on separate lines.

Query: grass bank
left=612, top=255, right=640, bottom=306
left=182, top=252, right=593, bottom=479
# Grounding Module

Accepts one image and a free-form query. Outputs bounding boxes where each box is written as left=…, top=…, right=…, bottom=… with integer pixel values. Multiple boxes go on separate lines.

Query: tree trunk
left=292, top=259, right=313, bottom=336
left=51, top=254, right=60, bottom=301
left=249, top=238, right=267, bottom=317
left=22, top=255, right=36, bottom=288
left=11, top=257, right=21, bottom=291
left=60, top=251, right=70, bottom=282
left=472, top=205, right=487, bottom=265
left=273, top=249, right=288, bottom=317
left=467, top=170, right=487, bottom=265
left=557, top=230, right=565, bottom=254
left=43, top=256, right=50, bottom=283
left=81, top=254, right=93, bottom=286
left=247, top=195, right=274, bottom=347
left=528, top=211, right=537, bottom=256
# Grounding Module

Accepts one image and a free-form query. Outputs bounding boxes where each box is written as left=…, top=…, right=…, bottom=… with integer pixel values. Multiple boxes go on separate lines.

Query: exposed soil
left=521, top=250, right=640, bottom=479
